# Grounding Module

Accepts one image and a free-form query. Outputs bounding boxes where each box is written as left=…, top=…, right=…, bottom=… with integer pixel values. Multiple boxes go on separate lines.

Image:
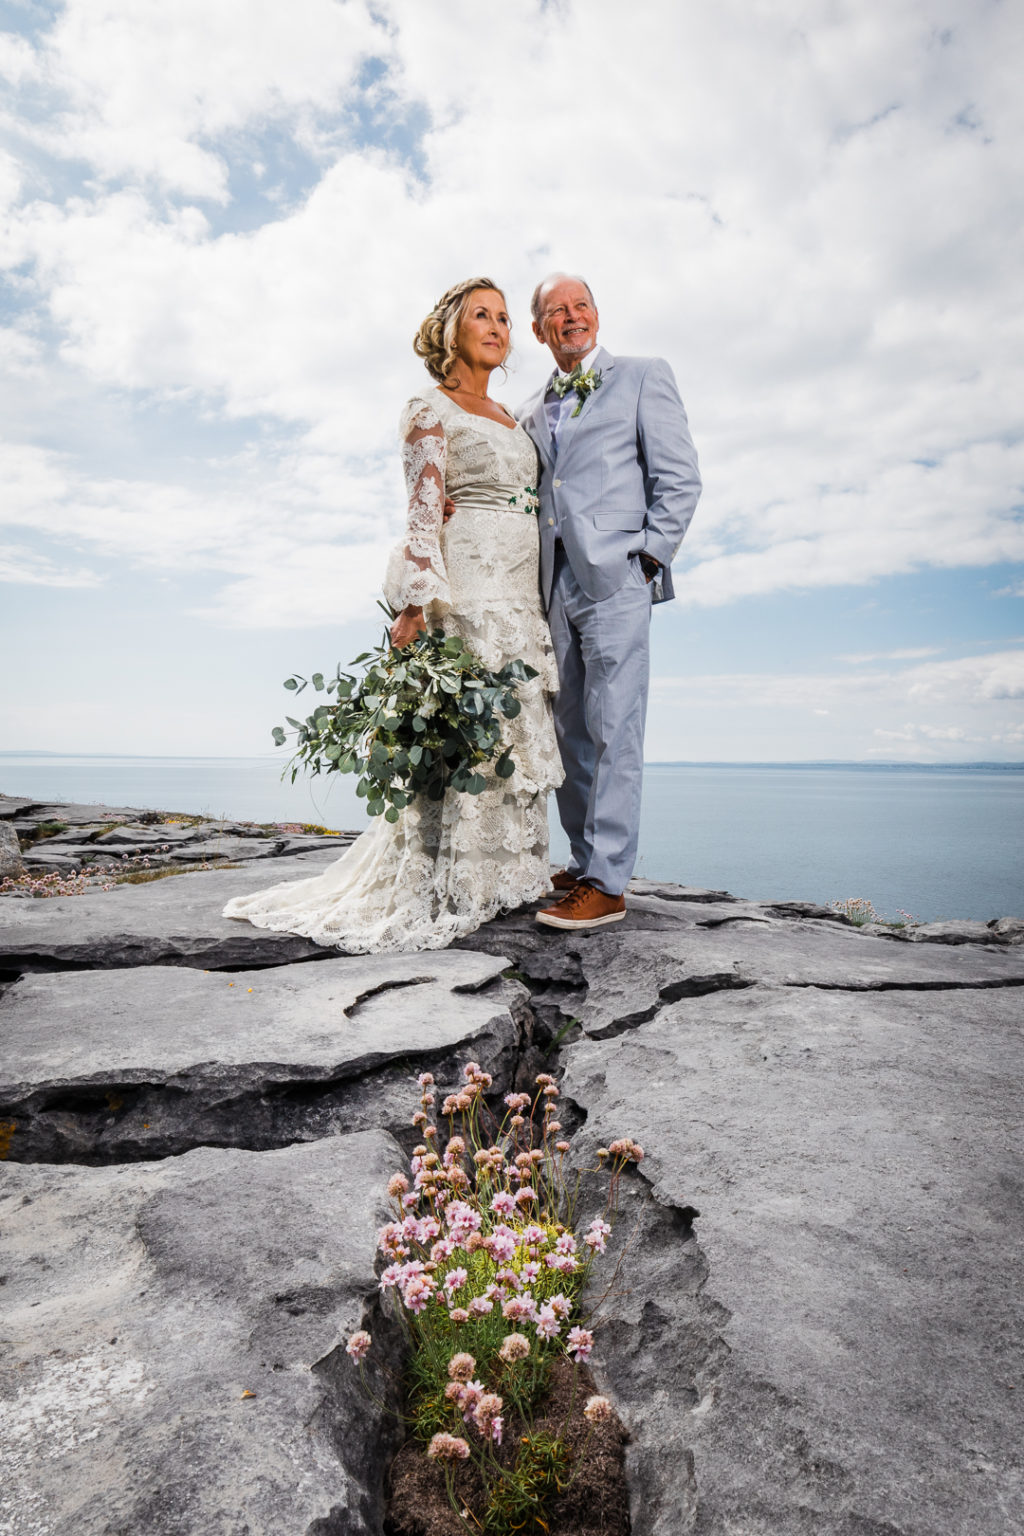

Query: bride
left=223, top=277, right=563, bottom=952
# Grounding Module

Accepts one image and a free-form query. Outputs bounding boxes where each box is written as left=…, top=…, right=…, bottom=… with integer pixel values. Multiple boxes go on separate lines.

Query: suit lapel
left=555, top=348, right=615, bottom=463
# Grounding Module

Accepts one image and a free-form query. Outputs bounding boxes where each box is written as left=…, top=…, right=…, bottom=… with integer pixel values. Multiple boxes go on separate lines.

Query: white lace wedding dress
left=223, top=389, right=563, bottom=952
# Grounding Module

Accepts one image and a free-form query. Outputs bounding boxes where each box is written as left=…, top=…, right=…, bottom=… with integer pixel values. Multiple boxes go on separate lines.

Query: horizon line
left=2, top=751, right=1024, bottom=770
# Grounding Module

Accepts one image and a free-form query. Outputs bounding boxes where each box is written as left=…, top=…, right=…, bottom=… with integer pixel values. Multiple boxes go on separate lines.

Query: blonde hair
left=414, top=277, right=507, bottom=386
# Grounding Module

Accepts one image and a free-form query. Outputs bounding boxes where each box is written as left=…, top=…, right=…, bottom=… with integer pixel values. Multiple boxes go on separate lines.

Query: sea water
left=2, top=756, right=1022, bottom=923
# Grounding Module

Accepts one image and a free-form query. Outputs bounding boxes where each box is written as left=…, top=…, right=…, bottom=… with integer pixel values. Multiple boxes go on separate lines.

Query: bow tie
left=550, top=364, right=586, bottom=398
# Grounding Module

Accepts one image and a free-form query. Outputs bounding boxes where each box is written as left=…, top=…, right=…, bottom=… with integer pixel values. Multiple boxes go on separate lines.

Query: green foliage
left=272, top=611, right=537, bottom=818
left=483, top=1433, right=571, bottom=1533
left=17, top=819, right=69, bottom=849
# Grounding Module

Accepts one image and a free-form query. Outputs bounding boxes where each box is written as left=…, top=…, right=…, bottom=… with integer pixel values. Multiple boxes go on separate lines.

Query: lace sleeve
left=383, top=398, right=450, bottom=614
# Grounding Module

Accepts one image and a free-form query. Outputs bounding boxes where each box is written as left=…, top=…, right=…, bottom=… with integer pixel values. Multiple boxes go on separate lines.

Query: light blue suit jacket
left=518, top=349, right=701, bottom=608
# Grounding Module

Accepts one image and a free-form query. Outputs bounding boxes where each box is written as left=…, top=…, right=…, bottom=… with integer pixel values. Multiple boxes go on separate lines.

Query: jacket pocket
left=593, top=510, right=646, bottom=530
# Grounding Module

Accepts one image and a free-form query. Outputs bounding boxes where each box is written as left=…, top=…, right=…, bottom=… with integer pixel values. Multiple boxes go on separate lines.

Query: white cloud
left=2, top=0, right=1021, bottom=629
left=648, top=649, right=1024, bottom=760
left=8, top=0, right=388, bottom=198
left=0, top=542, right=101, bottom=587
left=839, top=647, right=942, bottom=664
left=0, top=439, right=402, bottom=622
left=1, top=0, right=1023, bottom=757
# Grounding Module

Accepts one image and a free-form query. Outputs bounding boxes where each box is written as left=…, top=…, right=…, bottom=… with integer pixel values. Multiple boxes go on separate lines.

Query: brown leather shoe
left=549, top=868, right=581, bottom=893
left=536, top=882, right=626, bottom=930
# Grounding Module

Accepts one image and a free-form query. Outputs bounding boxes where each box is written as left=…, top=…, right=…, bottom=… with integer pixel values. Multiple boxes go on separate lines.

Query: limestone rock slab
left=563, top=984, right=1024, bottom=1536
left=0, top=949, right=522, bottom=1161
left=0, top=821, right=23, bottom=878
left=0, top=1132, right=404, bottom=1536
left=0, top=852, right=343, bottom=971
left=569, top=920, right=1024, bottom=1038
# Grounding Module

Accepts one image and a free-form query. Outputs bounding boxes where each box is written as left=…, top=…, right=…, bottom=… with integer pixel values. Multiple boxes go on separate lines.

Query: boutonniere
left=552, top=363, right=603, bottom=417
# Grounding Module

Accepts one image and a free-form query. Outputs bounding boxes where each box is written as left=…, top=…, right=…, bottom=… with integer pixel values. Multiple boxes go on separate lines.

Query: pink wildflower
left=566, top=1326, right=594, bottom=1363
left=468, top=1296, right=493, bottom=1316
left=522, top=1224, right=546, bottom=1246
left=555, top=1232, right=577, bottom=1255
left=490, top=1191, right=516, bottom=1218
left=549, top=1293, right=572, bottom=1319
left=521, top=1260, right=540, bottom=1284
left=377, top=1222, right=407, bottom=1258
left=473, top=1392, right=504, bottom=1440
left=345, top=1330, right=371, bottom=1362
left=430, top=1237, right=456, bottom=1263
left=402, top=1275, right=434, bottom=1314
left=487, top=1225, right=518, bottom=1264
left=417, top=1072, right=434, bottom=1087
left=447, top=1352, right=477, bottom=1382
left=444, top=1267, right=468, bottom=1295
left=427, top=1433, right=471, bottom=1462
left=448, top=1307, right=470, bottom=1323
left=445, top=1200, right=482, bottom=1242
left=504, top=1092, right=530, bottom=1110
left=535, top=1303, right=561, bottom=1341
left=459, top=1380, right=484, bottom=1421
left=498, top=1332, right=531, bottom=1363
left=387, top=1174, right=409, bottom=1198
left=545, top=1252, right=577, bottom=1274
left=585, top=1218, right=611, bottom=1254
left=584, top=1395, right=613, bottom=1424
left=502, top=1294, right=537, bottom=1323
left=515, top=1186, right=537, bottom=1206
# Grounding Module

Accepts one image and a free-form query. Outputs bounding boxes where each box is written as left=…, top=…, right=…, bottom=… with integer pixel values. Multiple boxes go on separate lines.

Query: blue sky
left=1, top=0, right=1022, bottom=762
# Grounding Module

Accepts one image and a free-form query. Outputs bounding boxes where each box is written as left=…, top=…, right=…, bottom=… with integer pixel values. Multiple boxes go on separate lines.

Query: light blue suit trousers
left=547, top=546, right=652, bottom=895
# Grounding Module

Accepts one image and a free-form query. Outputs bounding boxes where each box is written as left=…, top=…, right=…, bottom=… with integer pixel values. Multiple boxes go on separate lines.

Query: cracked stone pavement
left=2, top=795, right=1022, bottom=1535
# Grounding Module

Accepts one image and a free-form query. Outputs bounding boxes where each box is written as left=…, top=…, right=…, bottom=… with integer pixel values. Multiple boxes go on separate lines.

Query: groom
left=519, top=273, right=701, bottom=930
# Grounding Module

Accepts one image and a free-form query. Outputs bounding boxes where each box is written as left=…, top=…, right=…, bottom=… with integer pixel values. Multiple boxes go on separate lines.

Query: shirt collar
left=554, top=344, right=603, bottom=383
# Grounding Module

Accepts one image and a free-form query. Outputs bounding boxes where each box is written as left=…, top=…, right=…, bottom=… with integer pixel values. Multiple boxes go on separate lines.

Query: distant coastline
left=4, top=751, right=1024, bottom=771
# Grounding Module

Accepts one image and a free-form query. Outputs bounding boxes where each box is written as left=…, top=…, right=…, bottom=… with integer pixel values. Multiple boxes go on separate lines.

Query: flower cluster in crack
left=345, top=1061, right=640, bottom=1534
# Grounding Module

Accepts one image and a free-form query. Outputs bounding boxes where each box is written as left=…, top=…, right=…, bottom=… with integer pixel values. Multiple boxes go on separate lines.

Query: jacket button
left=553, top=478, right=562, bottom=487
left=547, top=518, right=554, bottom=526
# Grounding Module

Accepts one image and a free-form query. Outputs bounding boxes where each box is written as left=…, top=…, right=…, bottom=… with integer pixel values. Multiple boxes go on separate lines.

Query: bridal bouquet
left=272, top=612, right=537, bottom=821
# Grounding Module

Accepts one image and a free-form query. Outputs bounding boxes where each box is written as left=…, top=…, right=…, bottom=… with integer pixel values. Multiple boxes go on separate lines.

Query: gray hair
left=530, top=272, right=597, bottom=324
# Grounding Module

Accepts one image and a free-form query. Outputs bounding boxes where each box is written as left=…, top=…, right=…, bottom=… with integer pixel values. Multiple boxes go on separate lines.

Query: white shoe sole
left=535, top=907, right=626, bottom=931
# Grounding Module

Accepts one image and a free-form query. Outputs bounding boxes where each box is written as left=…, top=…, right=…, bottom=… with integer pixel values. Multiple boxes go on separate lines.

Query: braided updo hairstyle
left=413, top=276, right=508, bottom=387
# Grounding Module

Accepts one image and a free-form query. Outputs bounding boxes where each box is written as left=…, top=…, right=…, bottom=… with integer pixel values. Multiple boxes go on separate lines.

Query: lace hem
left=224, top=793, right=553, bottom=954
